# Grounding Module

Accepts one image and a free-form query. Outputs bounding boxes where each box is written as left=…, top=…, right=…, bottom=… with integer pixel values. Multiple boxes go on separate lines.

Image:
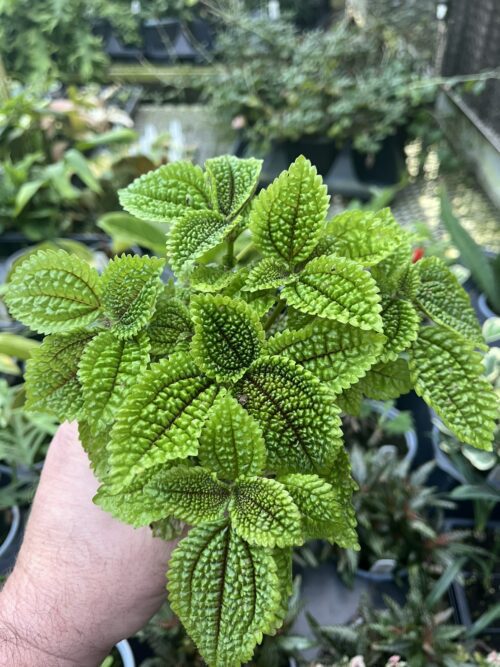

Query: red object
left=412, top=247, right=425, bottom=263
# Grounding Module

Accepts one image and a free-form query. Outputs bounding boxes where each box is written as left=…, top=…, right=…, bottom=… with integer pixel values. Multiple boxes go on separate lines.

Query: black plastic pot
left=284, top=138, right=339, bottom=177
left=142, top=19, right=210, bottom=63
left=0, top=465, right=23, bottom=576
left=351, top=131, right=407, bottom=187
left=95, top=20, right=142, bottom=61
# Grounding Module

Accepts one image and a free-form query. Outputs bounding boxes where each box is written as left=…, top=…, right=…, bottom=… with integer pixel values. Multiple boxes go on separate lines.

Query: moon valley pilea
left=6, top=156, right=497, bottom=666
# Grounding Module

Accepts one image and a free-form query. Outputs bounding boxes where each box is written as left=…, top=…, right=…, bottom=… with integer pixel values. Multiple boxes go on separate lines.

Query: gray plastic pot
left=0, top=465, right=22, bottom=575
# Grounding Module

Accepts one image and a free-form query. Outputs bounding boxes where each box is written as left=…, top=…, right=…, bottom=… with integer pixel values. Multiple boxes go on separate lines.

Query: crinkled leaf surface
left=241, top=258, right=292, bottom=293
left=282, top=255, right=383, bottom=332
left=336, top=383, right=364, bottom=416
left=100, top=254, right=165, bottom=340
left=358, top=358, right=412, bottom=400
left=372, top=240, right=414, bottom=297
left=266, top=319, right=385, bottom=393
left=25, top=330, right=95, bottom=420
left=168, top=521, right=282, bottom=667
left=279, top=473, right=358, bottom=548
left=191, top=295, right=265, bottom=382
left=79, top=421, right=108, bottom=482
left=147, top=293, right=192, bottom=357
left=415, top=257, right=484, bottom=346
left=410, top=326, right=497, bottom=450
left=229, top=476, right=302, bottom=548
left=323, top=208, right=403, bottom=266
left=167, top=209, right=239, bottom=277
left=235, top=356, right=342, bottom=475
left=118, top=162, right=211, bottom=222
left=206, top=155, right=262, bottom=218
left=144, top=465, right=229, bottom=525
left=190, top=265, right=239, bottom=293
left=250, top=156, right=329, bottom=266
left=79, top=330, right=150, bottom=428
left=379, top=298, right=420, bottom=363
left=6, top=249, right=101, bottom=334
left=199, top=390, right=266, bottom=480
left=107, top=352, right=217, bottom=489
left=265, top=548, right=293, bottom=636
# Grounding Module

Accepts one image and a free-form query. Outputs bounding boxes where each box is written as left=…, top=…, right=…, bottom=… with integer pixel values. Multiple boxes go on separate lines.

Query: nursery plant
left=4, top=154, right=497, bottom=666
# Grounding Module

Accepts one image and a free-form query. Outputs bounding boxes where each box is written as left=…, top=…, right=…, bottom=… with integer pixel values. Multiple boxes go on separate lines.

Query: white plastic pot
left=115, top=639, right=135, bottom=667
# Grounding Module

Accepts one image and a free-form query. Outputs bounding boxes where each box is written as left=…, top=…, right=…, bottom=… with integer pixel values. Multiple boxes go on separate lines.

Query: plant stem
left=235, top=241, right=255, bottom=263
left=225, top=235, right=235, bottom=268
left=263, top=298, right=286, bottom=332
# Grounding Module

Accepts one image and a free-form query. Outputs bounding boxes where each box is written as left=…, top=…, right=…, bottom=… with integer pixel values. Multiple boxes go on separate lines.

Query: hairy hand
left=0, top=422, right=175, bottom=666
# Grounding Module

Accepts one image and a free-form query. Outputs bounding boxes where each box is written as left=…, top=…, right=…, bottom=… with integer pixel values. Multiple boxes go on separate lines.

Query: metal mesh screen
left=441, top=0, right=500, bottom=136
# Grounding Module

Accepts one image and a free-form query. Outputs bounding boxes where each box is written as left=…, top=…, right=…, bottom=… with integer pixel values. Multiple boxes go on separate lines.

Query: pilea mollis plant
left=5, top=155, right=497, bottom=666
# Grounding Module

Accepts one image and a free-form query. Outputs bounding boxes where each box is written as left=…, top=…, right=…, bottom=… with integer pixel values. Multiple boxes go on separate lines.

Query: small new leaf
left=190, top=265, right=239, bottom=293
left=250, top=156, right=329, bottom=266
left=229, top=477, right=303, bottom=548
left=107, top=352, right=217, bottom=488
left=25, top=330, right=95, bottom=420
left=191, top=294, right=265, bottom=382
left=379, top=298, right=420, bottom=363
left=5, top=249, right=101, bottom=334
left=100, top=254, right=165, bottom=340
left=199, top=391, right=266, bottom=480
left=144, top=466, right=230, bottom=525
left=415, top=257, right=484, bottom=347
left=168, top=209, right=239, bottom=276
left=206, top=155, right=262, bottom=218
left=282, top=255, right=383, bottom=332
left=410, top=326, right=497, bottom=450
left=147, top=293, right=193, bottom=357
left=168, top=521, right=282, bottom=667
left=241, top=258, right=293, bottom=292
left=323, top=208, right=403, bottom=266
left=235, top=356, right=342, bottom=475
left=79, top=331, right=150, bottom=428
left=266, top=319, right=385, bottom=393
left=119, top=162, right=211, bottom=222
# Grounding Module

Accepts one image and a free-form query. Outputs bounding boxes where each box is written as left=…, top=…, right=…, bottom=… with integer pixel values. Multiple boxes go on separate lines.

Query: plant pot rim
left=478, top=292, right=499, bottom=320
left=115, top=639, right=135, bottom=667
left=365, top=399, right=418, bottom=465
left=0, top=465, right=21, bottom=560
left=430, top=415, right=467, bottom=484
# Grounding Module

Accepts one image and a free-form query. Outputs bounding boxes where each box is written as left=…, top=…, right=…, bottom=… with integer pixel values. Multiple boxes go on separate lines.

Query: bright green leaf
left=97, top=212, right=167, bottom=255
left=147, top=293, right=193, bottom=357
left=282, top=255, right=383, bottom=332
left=205, top=155, right=262, bottom=218
left=100, top=254, right=165, bottom=340
left=191, top=294, right=265, bottom=382
left=119, top=162, right=211, bottom=222
left=168, top=521, right=282, bottom=667
left=241, top=258, right=293, bottom=293
left=410, top=326, right=497, bottom=450
left=266, top=319, right=385, bottom=393
left=190, top=265, right=240, bottom=293
left=379, top=298, right=420, bottom=363
left=199, top=390, right=266, bottom=480
left=358, top=358, right=412, bottom=400
left=250, top=156, right=329, bottom=266
left=5, top=249, right=101, bottom=334
left=106, top=352, right=217, bottom=489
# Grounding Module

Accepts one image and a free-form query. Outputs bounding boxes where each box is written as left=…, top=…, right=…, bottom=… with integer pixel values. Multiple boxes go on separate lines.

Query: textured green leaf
left=336, top=383, right=363, bottom=416
left=266, top=319, right=385, bottom=393
left=5, top=249, right=101, bottom=334
left=144, top=465, right=230, bottom=525
left=25, top=330, right=95, bottom=420
left=199, top=390, right=266, bottom=480
left=79, top=330, right=150, bottom=428
left=282, top=255, right=383, bottom=332
left=410, top=326, right=497, bottom=450
left=168, top=521, right=282, bottom=667
left=250, top=156, right=329, bottom=266
left=265, top=548, right=293, bottom=636
left=279, top=473, right=358, bottom=548
left=379, top=298, right=420, bottom=363
left=189, top=265, right=240, bottom=293
left=191, top=294, right=265, bottom=382
left=229, top=476, right=303, bottom=548
left=241, top=258, right=293, bottom=293
left=415, top=257, right=484, bottom=346
left=323, top=208, right=403, bottom=266
left=371, top=239, right=414, bottom=297
left=358, top=358, right=412, bottom=400
left=235, top=356, right=342, bottom=475
left=107, top=352, right=217, bottom=489
left=205, top=155, right=262, bottom=218
left=78, top=420, right=108, bottom=482
left=167, top=209, right=239, bottom=277
left=94, top=464, right=177, bottom=528
left=118, top=162, right=211, bottom=222
left=147, top=293, right=193, bottom=357
left=100, top=255, right=165, bottom=340
left=325, top=448, right=358, bottom=541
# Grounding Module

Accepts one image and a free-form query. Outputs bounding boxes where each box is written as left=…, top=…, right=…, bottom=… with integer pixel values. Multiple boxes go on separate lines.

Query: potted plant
left=4, top=154, right=495, bottom=666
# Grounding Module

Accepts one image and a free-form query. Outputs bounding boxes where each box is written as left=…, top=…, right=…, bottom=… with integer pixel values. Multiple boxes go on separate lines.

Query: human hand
left=0, top=421, right=176, bottom=666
